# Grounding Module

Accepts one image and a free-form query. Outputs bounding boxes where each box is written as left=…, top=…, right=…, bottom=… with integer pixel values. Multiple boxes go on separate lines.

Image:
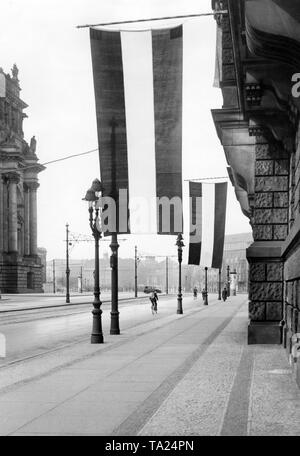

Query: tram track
left=0, top=295, right=178, bottom=370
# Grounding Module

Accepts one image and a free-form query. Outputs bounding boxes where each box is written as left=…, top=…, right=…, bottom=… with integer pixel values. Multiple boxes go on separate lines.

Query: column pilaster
left=27, top=182, right=39, bottom=256
left=23, top=183, right=30, bottom=255
left=247, top=138, right=289, bottom=344
left=6, top=172, right=20, bottom=253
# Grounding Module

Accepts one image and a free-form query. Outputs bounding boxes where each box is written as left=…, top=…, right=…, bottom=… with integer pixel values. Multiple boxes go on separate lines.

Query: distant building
left=187, top=233, right=253, bottom=293
left=37, top=247, right=47, bottom=284
left=45, top=254, right=179, bottom=294
left=222, top=233, right=253, bottom=292
left=0, top=65, right=45, bottom=292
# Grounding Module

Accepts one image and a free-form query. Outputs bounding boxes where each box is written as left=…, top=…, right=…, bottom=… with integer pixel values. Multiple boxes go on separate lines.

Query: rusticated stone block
left=255, top=176, right=288, bottom=192
left=272, top=209, right=288, bottom=224
left=255, top=143, right=287, bottom=160
left=253, top=209, right=287, bottom=224
left=254, top=209, right=272, bottom=224
left=273, top=192, right=288, bottom=207
left=255, top=144, right=271, bottom=159
left=266, top=302, right=283, bottom=321
left=275, top=160, right=289, bottom=175
left=255, top=193, right=273, bottom=208
left=253, top=225, right=272, bottom=240
left=266, top=263, right=283, bottom=281
left=249, top=263, right=265, bottom=281
left=273, top=225, right=288, bottom=240
left=249, top=302, right=266, bottom=321
left=255, top=160, right=273, bottom=176
left=249, top=282, right=282, bottom=301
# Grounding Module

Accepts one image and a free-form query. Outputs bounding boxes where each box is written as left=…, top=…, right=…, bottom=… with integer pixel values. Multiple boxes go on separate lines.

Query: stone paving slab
left=0, top=294, right=299, bottom=436
left=1, top=297, right=241, bottom=435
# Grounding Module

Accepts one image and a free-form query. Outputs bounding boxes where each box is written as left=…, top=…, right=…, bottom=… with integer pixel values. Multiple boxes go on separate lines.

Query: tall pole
left=227, top=265, right=230, bottom=297
left=80, top=266, right=83, bottom=293
left=65, top=223, right=70, bottom=303
left=176, top=234, right=184, bottom=314
left=53, top=259, right=56, bottom=294
left=204, top=267, right=208, bottom=305
left=218, top=268, right=221, bottom=300
left=166, top=256, right=169, bottom=295
left=110, top=117, right=120, bottom=335
left=90, top=205, right=103, bottom=343
left=233, top=268, right=237, bottom=296
left=134, top=246, right=138, bottom=298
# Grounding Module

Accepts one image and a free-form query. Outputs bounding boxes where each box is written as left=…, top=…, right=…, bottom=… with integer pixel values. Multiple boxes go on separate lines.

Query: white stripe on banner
left=0, top=73, right=6, bottom=98
left=121, top=31, right=157, bottom=234
left=200, top=183, right=215, bottom=267
left=182, top=180, right=190, bottom=265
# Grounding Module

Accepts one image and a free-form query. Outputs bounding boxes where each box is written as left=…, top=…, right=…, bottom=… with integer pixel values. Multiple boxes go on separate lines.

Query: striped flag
left=188, top=181, right=227, bottom=269
left=90, top=26, right=183, bottom=235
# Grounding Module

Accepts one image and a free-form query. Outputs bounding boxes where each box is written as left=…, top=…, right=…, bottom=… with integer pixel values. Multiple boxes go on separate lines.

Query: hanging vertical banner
left=188, top=181, right=227, bottom=269
left=90, top=26, right=183, bottom=235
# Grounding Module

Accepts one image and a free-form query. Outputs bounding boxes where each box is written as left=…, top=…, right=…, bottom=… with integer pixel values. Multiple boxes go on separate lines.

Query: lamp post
left=134, top=245, right=138, bottom=298
left=176, top=234, right=184, bottom=314
left=110, top=234, right=120, bottom=335
left=227, top=265, right=230, bottom=297
left=83, top=178, right=104, bottom=344
left=204, top=266, right=208, bottom=305
left=110, top=117, right=120, bottom=335
left=218, top=268, right=221, bottom=300
left=231, top=268, right=237, bottom=296
left=65, top=223, right=70, bottom=303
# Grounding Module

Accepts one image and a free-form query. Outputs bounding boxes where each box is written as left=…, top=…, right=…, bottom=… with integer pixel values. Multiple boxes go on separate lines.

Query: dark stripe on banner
left=152, top=25, right=183, bottom=235
left=212, top=182, right=227, bottom=269
left=188, top=182, right=202, bottom=265
left=90, top=28, right=129, bottom=234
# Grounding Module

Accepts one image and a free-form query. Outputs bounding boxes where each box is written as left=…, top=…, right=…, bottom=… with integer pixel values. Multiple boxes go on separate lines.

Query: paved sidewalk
left=0, top=294, right=299, bottom=436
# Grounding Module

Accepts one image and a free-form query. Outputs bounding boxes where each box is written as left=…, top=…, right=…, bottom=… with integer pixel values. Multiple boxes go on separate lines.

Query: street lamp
left=176, top=234, right=184, bottom=314
left=227, top=265, right=230, bottom=297
left=65, top=223, right=71, bottom=303
left=83, top=178, right=104, bottom=344
left=204, top=267, right=208, bottom=305
left=218, top=268, right=221, bottom=300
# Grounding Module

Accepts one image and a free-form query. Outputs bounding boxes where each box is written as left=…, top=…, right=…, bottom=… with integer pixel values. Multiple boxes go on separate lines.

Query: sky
left=0, top=0, right=251, bottom=261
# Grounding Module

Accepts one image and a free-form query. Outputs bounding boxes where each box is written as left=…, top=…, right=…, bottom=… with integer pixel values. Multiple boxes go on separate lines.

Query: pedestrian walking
left=150, top=290, right=158, bottom=314
left=193, top=286, right=198, bottom=299
left=201, top=288, right=206, bottom=302
left=222, top=286, right=228, bottom=302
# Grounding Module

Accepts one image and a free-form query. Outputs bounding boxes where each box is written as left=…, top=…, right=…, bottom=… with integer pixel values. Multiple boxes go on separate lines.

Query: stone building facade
left=211, top=0, right=300, bottom=375
left=0, top=65, right=44, bottom=292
